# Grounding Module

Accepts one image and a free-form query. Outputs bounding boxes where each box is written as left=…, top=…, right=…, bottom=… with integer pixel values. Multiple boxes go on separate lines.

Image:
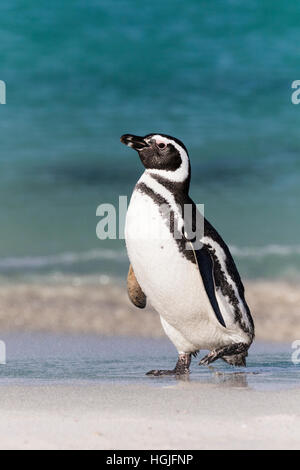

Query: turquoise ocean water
left=1, top=0, right=300, bottom=282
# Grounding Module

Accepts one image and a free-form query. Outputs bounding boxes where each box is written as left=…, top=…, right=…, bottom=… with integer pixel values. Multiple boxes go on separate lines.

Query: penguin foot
left=199, top=343, right=249, bottom=367
left=199, top=351, right=218, bottom=366
left=146, top=369, right=179, bottom=376
left=146, top=353, right=191, bottom=377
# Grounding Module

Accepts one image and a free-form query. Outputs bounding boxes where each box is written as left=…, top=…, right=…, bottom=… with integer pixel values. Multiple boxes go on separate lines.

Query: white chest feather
left=125, top=184, right=239, bottom=352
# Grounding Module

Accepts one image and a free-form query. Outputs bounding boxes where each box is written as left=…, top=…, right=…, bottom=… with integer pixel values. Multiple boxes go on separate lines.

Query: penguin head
left=120, top=133, right=190, bottom=183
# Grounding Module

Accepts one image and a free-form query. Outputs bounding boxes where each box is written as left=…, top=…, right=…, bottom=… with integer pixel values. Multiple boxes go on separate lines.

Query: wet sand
left=0, top=382, right=299, bottom=450
left=0, top=280, right=299, bottom=341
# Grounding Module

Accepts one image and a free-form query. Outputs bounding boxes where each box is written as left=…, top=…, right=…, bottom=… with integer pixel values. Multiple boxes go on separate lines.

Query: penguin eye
left=157, top=142, right=167, bottom=150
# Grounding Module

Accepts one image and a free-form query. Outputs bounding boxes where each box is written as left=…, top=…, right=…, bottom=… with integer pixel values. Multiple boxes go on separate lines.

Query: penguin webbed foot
left=146, top=353, right=191, bottom=377
left=199, top=352, right=217, bottom=366
left=146, top=369, right=180, bottom=377
left=199, top=349, right=223, bottom=366
left=199, top=343, right=249, bottom=367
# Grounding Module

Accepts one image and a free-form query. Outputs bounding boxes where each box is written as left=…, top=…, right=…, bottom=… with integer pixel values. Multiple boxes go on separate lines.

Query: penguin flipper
left=127, top=264, right=147, bottom=309
left=190, top=245, right=226, bottom=328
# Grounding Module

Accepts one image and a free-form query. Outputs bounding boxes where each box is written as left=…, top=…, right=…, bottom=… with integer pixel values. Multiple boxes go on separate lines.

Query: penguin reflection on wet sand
left=121, top=133, right=255, bottom=376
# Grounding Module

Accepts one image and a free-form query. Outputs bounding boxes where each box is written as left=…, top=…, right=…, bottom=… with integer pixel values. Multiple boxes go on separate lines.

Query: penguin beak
left=120, top=134, right=149, bottom=151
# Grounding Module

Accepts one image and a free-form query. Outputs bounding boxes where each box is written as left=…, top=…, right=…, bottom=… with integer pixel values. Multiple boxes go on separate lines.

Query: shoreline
left=0, top=280, right=299, bottom=342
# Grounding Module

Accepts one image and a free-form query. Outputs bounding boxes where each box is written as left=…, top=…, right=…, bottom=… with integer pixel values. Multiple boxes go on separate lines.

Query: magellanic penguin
left=121, top=133, right=255, bottom=376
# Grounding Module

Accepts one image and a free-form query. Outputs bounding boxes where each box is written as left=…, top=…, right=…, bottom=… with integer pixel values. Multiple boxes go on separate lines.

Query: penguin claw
left=147, top=354, right=191, bottom=376
left=199, top=352, right=217, bottom=366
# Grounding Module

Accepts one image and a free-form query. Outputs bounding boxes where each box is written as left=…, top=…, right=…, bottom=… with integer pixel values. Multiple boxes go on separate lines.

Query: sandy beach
left=0, top=279, right=299, bottom=451
left=0, top=280, right=299, bottom=342
left=0, top=382, right=299, bottom=450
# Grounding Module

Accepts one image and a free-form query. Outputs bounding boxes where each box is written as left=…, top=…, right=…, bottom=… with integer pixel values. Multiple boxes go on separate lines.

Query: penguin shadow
left=207, top=367, right=249, bottom=388
left=166, top=368, right=250, bottom=388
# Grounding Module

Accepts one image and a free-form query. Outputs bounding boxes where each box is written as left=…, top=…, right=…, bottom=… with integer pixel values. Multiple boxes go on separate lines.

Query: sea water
left=0, top=333, right=299, bottom=391
left=0, top=0, right=300, bottom=282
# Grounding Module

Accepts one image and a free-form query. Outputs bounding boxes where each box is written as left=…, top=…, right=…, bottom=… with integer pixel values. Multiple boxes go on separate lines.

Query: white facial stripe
left=154, top=138, right=167, bottom=147
left=146, top=135, right=189, bottom=183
